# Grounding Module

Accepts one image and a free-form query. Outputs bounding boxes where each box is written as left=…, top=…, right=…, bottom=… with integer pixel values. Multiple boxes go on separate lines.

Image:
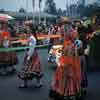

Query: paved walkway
left=0, top=49, right=100, bottom=100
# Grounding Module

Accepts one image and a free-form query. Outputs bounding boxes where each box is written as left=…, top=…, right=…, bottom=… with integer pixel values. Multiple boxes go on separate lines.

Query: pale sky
left=0, top=0, right=67, bottom=12
left=0, top=0, right=96, bottom=12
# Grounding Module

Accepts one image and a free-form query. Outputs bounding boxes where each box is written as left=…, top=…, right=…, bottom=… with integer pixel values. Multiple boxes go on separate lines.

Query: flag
left=39, top=0, right=42, bottom=9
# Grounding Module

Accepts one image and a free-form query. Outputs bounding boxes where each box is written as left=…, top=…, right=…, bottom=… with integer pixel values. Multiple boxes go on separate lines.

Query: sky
left=0, top=0, right=96, bottom=12
left=0, top=0, right=67, bottom=12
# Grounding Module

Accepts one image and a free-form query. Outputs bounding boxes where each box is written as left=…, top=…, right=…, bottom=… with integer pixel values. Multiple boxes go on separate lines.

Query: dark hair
left=72, top=24, right=76, bottom=29
left=78, top=48, right=84, bottom=56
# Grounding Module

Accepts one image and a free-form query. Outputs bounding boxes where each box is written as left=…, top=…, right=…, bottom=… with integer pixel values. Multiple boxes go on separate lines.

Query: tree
left=19, top=8, right=26, bottom=13
left=57, top=8, right=63, bottom=17
left=57, top=8, right=66, bottom=17
left=83, top=3, right=100, bottom=17
left=44, top=0, right=57, bottom=15
left=62, top=10, right=67, bottom=16
left=77, top=2, right=100, bottom=17
left=69, top=4, right=77, bottom=17
left=77, top=4, right=85, bottom=17
left=0, top=9, right=5, bottom=13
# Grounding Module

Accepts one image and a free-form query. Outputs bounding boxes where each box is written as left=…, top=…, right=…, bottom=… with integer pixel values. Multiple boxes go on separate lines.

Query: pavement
left=0, top=49, right=100, bottom=100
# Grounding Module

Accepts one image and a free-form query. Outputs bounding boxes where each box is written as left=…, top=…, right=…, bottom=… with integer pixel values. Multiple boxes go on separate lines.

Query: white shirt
left=27, top=35, right=36, bottom=60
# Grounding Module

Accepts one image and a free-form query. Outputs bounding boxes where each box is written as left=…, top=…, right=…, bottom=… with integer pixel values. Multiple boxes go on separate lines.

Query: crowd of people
left=0, top=19, right=98, bottom=100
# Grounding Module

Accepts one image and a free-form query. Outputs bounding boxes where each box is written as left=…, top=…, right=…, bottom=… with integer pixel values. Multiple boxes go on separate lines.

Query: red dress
left=24, top=49, right=42, bottom=74
left=50, top=39, right=81, bottom=98
left=23, top=35, right=42, bottom=74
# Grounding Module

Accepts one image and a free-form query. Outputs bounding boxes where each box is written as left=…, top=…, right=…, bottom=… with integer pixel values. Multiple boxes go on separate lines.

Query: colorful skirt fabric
left=0, top=51, right=18, bottom=66
left=24, top=50, right=42, bottom=74
left=50, top=56, right=81, bottom=98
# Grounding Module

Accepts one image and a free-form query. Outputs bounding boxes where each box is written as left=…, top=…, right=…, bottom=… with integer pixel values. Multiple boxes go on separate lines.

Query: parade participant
left=77, top=21, right=87, bottom=49
left=0, top=22, right=18, bottom=75
left=0, top=22, right=11, bottom=41
left=48, top=24, right=54, bottom=53
left=49, top=33, right=81, bottom=100
left=75, top=40, right=88, bottom=95
left=70, top=24, right=78, bottom=41
left=0, top=22, right=11, bottom=48
left=86, top=24, right=94, bottom=42
left=18, top=32, right=43, bottom=88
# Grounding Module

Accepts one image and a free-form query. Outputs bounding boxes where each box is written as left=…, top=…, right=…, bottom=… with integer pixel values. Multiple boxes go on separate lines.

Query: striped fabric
left=51, top=56, right=81, bottom=96
left=24, top=49, right=42, bottom=73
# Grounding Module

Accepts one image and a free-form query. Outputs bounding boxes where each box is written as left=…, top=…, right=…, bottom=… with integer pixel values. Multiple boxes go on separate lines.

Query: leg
left=0, top=65, right=8, bottom=75
left=35, top=75, right=43, bottom=88
left=19, top=80, right=28, bottom=88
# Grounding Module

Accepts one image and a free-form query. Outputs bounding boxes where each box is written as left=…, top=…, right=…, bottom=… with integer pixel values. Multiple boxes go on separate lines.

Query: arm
left=27, top=37, right=36, bottom=60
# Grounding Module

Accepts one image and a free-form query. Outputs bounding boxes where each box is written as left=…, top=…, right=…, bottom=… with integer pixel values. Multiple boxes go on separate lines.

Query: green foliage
left=77, top=4, right=85, bottom=17
left=90, top=34, right=100, bottom=62
left=0, top=9, right=5, bottom=13
left=19, top=8, right=26, bottom=13
left=57, top=8, right=66, bottom=17
left=44, top=0, right=57, bottom=15
left=78, top=2, right=100, bottom=17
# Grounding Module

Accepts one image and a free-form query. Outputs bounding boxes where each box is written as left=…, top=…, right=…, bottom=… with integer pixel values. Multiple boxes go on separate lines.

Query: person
left=75, top=40, right=88, bottom=96
left=70, top=24, right=78, bottom=41
left=48, top=25, right=54, bottom=53
left=77, top=22, right=87, bottom=50
left=0, top=22, right=18, bottom=75
left=18, top=33, right=43, bottom=88
left=49, top=33, right=81, bottom=100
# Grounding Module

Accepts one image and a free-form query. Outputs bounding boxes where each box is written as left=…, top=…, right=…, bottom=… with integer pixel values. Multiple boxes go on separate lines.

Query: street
left=0, top=49, right=100, bottom=100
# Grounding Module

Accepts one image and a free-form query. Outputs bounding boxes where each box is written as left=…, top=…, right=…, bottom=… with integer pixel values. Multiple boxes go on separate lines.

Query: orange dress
left=50, top=39, right=81, bottom=97
left=51, top=56, right=81, bottom=96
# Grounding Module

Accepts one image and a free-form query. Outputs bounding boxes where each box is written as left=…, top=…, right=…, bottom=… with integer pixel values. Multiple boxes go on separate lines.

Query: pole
left=39, top=7, right=41, bottom=24
left=26, top=0, right=28, bottom=20
left=39, top=0, right=41, bottom=24
left=32, top=0, right=35, bottom=24
left=66, top=0, right=68, bottom=16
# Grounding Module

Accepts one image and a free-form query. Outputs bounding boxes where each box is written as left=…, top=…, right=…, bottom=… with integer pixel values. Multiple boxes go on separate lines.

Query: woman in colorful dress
left=49, top=32, right=81, bottom=100
left=18, top=32, right=43, bottom=88
left=75, top=40, right=88, bottom=97
left=0, top=23, right=17, bottom=75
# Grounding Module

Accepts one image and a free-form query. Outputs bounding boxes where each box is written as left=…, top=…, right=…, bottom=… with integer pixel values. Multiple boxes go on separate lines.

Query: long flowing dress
left=50, top=39, right=81, bottom=99
left=23, top=35, right=42, bottom=76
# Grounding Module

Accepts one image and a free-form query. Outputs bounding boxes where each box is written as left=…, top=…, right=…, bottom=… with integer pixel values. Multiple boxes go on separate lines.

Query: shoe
left=35, top=82, right=43, bottom=88
left=18, top=84, right=28, bottom=88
